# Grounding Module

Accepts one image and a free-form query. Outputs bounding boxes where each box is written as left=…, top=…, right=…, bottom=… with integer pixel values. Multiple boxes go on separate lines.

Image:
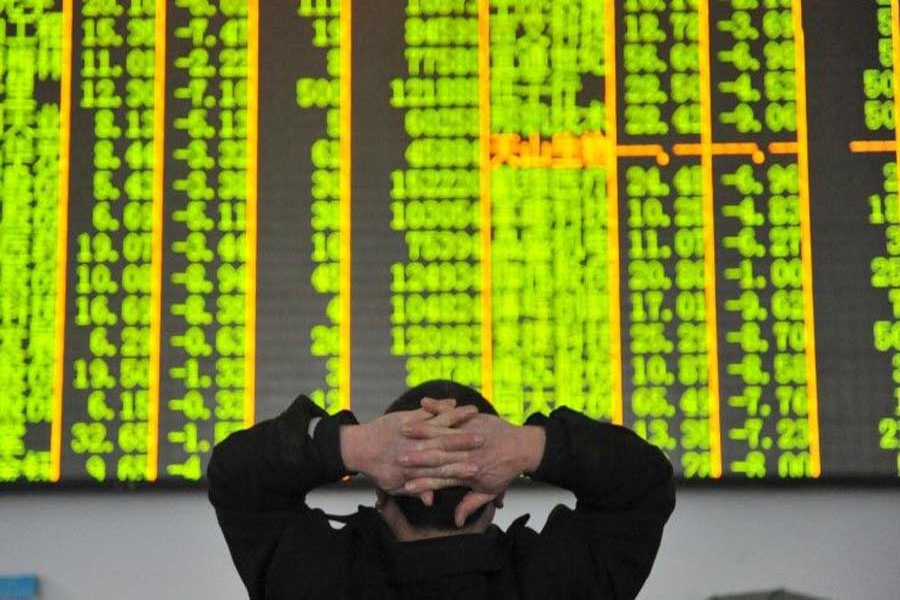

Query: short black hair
left=385, top=380, right=497, bottom=529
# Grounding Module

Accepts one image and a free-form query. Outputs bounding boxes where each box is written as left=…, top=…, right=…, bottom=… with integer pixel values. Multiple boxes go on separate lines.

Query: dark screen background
left=2, top=0, right=899, bottom=486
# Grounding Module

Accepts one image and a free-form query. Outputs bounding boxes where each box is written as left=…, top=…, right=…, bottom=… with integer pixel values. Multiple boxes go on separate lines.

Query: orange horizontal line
left=616, top=144, right=669, bottom=165
left=849, top=140, right=897, bottom=153
left=672, top=143, right=702, bottom=155
left=769, top=141, right=798, bottom=154
left=673, top=142, right=765, bottom=164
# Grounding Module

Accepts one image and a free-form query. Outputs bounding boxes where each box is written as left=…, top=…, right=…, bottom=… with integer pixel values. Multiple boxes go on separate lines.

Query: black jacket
left=208, top=395, right=675, bottom=600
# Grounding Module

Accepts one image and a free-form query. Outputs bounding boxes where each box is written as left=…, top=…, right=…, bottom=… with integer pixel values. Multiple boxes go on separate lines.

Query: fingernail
left=401, top=425, right=412, bottom=434
left=399, top=455, right=409, bottom=464
left=405, top=481, right=416, bottom=491
left=468, top=465, right=479, bottom=474
left=474, top=436, right=485, bottom=444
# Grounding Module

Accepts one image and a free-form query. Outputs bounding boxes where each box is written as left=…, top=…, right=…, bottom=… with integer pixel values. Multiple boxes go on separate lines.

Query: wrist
left=340, top=424, right=368, bottom=473
left=518, top=426, right=546, bottom=473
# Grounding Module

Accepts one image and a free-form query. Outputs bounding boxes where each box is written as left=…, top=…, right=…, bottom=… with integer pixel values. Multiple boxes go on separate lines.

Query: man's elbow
left=206, top=430, right=251, bottom=508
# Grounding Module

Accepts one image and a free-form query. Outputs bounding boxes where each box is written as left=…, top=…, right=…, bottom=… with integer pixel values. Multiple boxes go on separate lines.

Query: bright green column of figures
left=162, top=0, right=255, bottom=481
left=867, top=0, right=900, bottom=474
left=0, top=3, right=64, bottom=482
left=69, top=0, right=159, bottom=483
left=620, top=0, right=710, bottom=466
left=297, top=0, right=345, bottom=414
left=489, top=0, right=613, bottom=423
left=389, top=0, right=484, bottom=391
left=714, top=0, right=815, bottom=479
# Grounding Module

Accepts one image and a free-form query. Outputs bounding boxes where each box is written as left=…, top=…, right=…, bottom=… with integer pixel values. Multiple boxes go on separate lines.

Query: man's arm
left=206, top=395, right=356, bottom=599
left=404, top=406, right=675, bottom=599
left=523, top=408, right=675, bottom=599
left=525, top=407, right=674, bottom=510
left=208, top=395, right=483, bottom=599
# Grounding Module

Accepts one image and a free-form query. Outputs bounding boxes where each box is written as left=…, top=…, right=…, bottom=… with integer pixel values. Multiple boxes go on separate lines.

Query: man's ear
left=375, top=488, right=389, bottom=510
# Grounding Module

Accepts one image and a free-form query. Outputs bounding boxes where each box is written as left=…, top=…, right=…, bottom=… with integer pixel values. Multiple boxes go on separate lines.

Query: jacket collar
left=354, top=506, right=506, bottom=583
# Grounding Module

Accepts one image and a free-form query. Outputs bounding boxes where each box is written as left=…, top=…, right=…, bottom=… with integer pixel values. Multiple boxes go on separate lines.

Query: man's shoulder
left=320, top=505, right=393, bottom=547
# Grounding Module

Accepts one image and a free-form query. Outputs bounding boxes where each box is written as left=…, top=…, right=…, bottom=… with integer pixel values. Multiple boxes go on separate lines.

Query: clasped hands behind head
left=342, top=396, right=543, bottom=533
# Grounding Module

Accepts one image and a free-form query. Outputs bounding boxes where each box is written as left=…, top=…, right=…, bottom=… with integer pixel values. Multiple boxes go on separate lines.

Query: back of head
left=384, top=380, right=497, bottom=530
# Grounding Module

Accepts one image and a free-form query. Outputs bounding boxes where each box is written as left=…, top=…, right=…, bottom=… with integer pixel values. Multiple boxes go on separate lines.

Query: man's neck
left=377, top=500, right=486, bottom=542
left=390, top=520, right=475, bottom=542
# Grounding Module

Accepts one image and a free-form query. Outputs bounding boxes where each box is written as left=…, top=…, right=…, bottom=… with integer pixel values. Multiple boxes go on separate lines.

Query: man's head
left=381, top=380, right=497, bottom=532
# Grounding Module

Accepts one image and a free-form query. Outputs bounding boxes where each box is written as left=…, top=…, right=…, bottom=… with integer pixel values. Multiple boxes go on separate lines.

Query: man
left=208, top=380, right=675, bottom=600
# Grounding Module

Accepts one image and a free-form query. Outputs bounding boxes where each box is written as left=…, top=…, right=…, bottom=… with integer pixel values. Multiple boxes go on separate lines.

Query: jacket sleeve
left=206, top=394, right=358, bottom=599
left=521, top=407, right=676, bottom=600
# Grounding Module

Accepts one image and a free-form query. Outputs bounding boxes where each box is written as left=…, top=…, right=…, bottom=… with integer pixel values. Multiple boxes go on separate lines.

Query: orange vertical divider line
left=479, top=0, right=493, bottom=402
left=339, top=0, right=352, bottom=411
left=791, top=0, right=821, bottom=478
left=50, top=0, right=74, bottom=482
left=147, top=0, right=168, bottom=481
left=244, top=0, right=260, bottom=426
left=698, top=0, right=723, bottom=478
left=605, top=0, right=623, bottom=426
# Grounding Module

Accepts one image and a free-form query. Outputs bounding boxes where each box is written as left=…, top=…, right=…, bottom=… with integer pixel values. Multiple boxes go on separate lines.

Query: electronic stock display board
left=1, top=0, right=900, bottom=486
